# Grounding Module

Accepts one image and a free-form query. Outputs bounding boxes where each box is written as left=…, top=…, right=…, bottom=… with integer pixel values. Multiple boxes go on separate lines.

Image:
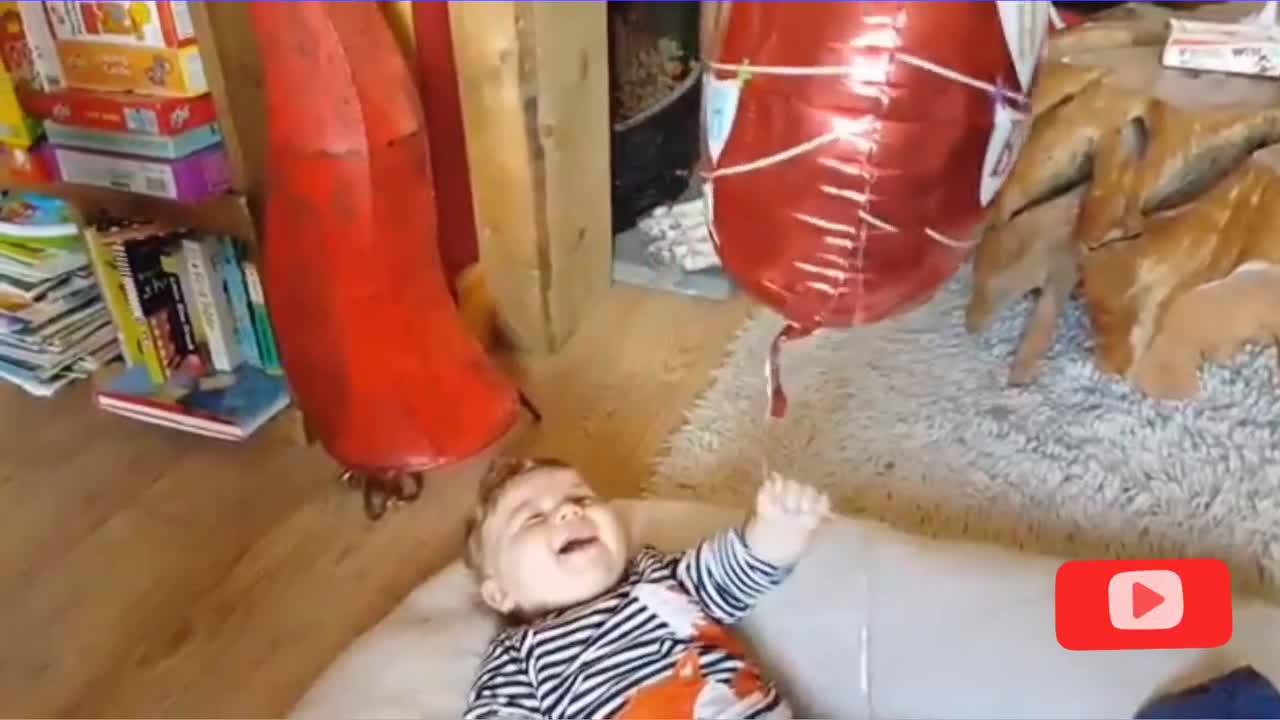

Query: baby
left=462, top=457, right=831, bottom=720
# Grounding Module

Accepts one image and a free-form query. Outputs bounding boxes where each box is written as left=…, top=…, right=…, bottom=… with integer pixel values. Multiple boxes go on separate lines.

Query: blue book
left=216, top=236, right=263, bottom=368
left=95, top=362, right=290, bottom=441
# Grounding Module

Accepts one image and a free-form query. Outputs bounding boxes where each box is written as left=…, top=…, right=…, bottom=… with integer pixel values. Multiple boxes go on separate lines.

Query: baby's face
left=479, top=466, right=628, bottom=616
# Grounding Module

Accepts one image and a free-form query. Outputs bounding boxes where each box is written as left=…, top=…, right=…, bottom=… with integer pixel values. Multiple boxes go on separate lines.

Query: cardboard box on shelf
left=43, top=1, right=195, bottom=49
left=44, top=118, right=220, bottom=159
left=18, top=87, right=216, bottom=135
left=0, top=141, right=53, bottom=183
left=39, top=142, right=230, bottom=202
left=0, top=2, right=65, bottom=92
left=57, top=40, right=206, bottom=96
left=0, top=65, right=39, bottom=148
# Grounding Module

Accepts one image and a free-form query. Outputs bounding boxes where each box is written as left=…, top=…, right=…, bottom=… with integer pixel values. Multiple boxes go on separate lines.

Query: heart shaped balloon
left=703, top=1, right=1050, bottom=332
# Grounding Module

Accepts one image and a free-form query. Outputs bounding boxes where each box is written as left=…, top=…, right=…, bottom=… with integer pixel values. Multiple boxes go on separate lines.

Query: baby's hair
left=463, top=456, right=572, bottom=575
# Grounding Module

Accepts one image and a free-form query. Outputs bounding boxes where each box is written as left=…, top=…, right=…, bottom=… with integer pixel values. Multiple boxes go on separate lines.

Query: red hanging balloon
left=701, top=1, right=1050, bottom=414
left=250, top=2, right=520, bottom=515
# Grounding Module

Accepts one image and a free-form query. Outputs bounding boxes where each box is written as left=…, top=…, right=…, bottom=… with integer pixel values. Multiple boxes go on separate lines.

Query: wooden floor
left=0, top=284, right=750, bottom=717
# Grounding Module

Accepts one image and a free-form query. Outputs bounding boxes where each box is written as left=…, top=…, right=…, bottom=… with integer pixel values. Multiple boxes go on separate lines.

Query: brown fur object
left=1137, top=102, right=1280, bottom=213
left=456, top=262, right=503, bottom=351
left=967, top=186, right=1085, bottom=384
left=1075, top=102, right=1280, bottom=251
left=1128, top=262, right=1280, bottom=400
left=993, top=38, right=1280, bottom=227
left=992, top=81, right=1148, bottom=224
left=1030, top=61, right=1108, bottom=118
left=1072, top=114, right=1150, bottom=250
left=1045, top=5, right=1173, bottom=61
left=1079, top=157, right=1280, bottom=378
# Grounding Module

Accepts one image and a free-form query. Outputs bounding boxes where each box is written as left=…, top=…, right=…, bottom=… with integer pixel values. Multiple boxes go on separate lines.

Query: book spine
left=217, top=236, right=261, bottom=368
left=240, top=260, right=281, bottom=374
left=182, top=236, right=241, bottom=372
left=158, top=243, right=199, bottom=360
left=81, top=224, right=140, bottom=366
left=128, top=239, right=184, bottom=374
left=110, top=241, right=167, bottom=383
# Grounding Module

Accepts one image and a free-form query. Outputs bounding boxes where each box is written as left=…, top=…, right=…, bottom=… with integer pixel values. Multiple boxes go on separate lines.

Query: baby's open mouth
left=557, top=536, right=599, bottom=555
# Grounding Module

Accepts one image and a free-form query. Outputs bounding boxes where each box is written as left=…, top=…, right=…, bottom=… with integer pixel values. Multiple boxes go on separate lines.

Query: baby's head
left=464, top=457, right=629, bottom=618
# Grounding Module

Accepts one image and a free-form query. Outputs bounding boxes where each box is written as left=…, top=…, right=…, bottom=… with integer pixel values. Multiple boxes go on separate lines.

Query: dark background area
left=1056, top=1, right=1214, bottom=13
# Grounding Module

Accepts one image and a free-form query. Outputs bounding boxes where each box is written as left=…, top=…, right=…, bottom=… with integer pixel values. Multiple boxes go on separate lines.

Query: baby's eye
left=523, top=512, right=545, bottom=526
left=571, top=495, right=595, bottom=506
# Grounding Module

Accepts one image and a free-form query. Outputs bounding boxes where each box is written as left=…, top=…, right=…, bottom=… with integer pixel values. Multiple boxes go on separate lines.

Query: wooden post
left=190, top=1, right=266, bottom=231
left=448, top=1, right=613, bottom=354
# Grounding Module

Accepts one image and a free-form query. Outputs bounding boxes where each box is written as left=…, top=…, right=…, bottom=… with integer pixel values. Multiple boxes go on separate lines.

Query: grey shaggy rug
left=647, top=264, right=1280, bottom=599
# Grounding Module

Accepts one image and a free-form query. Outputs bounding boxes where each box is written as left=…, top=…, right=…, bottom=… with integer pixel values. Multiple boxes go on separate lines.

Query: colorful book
left=157, top=243, right=199, bottom=360
left=79, top=221, right=137, bottom=363
left=240, top=259, right=281, bottom=374
left=95, top=362, right=290, bottom=441
left=218, top=236, right=262, bottom=368
left=0, top=193, right=79, bottom=240
left=182, top=235, right=241, bottom=372
left=89, top=217, right=162, bottom=377
left=108, top=226, right=187, bottom=382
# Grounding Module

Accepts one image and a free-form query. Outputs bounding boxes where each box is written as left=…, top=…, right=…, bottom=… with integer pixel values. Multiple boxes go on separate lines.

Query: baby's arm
left=462, top=637, right=542, bottom=720
left=674, top=474, right=829, bottom=625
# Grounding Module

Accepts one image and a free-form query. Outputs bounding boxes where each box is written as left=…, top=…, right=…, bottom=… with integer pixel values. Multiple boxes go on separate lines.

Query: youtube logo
left=1056, top=559, right=1233, bottom=651
left=1109, top=570, right=1183, bottom=630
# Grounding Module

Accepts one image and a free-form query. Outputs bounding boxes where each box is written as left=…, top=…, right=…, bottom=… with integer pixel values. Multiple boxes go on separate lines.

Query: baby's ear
left=480, top=577, right=515, bottom=614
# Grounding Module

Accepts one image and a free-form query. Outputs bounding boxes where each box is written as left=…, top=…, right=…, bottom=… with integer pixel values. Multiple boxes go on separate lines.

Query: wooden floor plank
left=0, top=415, right=188, bottom=592
left=71, top=458, right=487, bottom=717
left=0, top=438, right=324, bottom=715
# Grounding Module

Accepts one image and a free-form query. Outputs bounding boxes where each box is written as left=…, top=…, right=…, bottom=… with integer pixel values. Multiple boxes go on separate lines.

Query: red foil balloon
left=704, top=1, right=1050, bottom=334
left=250, top=2, right=520, bottom=514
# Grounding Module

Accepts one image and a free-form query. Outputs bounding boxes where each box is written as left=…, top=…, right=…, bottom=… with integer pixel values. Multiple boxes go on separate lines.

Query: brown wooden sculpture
left=1045, top=3, right=1173, bottom=61
left=1076, top=101, right=1280, bottom=251
left=967, top=186, right=1085, bottom=385
left=1080, top=151, right=1280, bottom=378
left=1030, top=61, right=1109, bottom=118
left=991, top=81, right=1148, bottom=224
left=973, top=24, right=1280, bottom=397
left=1129, top=262, right=1280, bottom=400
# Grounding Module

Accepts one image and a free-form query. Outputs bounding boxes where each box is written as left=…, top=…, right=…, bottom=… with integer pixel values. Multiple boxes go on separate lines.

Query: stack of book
left=85, top=216, right=289, bottom=440
left=0, top=191, right=117, bottom=396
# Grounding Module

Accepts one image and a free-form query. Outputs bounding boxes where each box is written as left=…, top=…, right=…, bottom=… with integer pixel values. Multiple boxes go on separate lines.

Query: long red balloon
left=412, top=1, right=478, bottom=291
left=249, top=2, right=519, bottom=515
left=705, top=1, right=1049, bottom=331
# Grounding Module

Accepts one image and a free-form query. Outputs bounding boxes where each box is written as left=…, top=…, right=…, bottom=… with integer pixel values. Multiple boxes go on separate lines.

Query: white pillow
left=289, top=499, right=1280, bottom=720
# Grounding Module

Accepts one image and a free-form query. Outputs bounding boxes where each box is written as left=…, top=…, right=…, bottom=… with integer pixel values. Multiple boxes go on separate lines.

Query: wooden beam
left=448, top=1, right=613, bottom=354
left=0, top=173, right=256, bottom=245
left=190, top=1, right=266, bottom=224
left=381, top=2, right=416, bottom=62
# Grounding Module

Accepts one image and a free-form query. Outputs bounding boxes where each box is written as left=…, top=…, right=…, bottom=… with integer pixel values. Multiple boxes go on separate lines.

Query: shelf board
left=0, top=175, right=257, bottom=245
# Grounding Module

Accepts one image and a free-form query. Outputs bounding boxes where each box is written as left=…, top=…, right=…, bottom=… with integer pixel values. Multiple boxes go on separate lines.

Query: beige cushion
left=290, top=499, right=1280, bottom=719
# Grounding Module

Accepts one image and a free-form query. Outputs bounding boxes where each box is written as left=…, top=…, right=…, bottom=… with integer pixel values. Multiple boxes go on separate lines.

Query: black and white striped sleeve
left=462, top=636, right=542, bottom=720
left=674, top=525, right=791, bottom=625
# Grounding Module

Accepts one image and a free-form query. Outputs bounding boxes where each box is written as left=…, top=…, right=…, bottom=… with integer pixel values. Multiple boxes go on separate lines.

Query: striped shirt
left=463, top=527, right=794, bottom=719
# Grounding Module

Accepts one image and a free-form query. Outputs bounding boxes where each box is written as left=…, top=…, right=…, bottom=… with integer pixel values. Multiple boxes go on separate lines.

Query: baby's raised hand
left=744, top=474, right=831, bottom=567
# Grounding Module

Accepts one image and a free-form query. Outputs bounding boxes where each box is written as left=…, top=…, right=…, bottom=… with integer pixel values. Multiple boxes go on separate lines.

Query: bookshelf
left=0, top=175, right=256, bottom=244
left=0, top=2, right=261, bottom=242
left=0, top=1, right=288, bottom=440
